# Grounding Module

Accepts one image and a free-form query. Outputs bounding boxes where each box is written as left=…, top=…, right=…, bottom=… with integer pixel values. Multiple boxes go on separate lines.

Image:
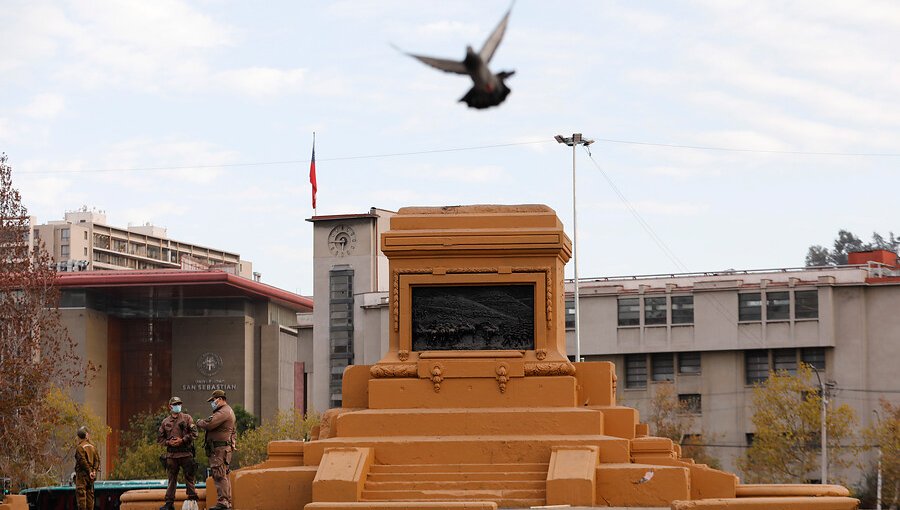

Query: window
left=60, top=245, right=70, bottom=259
left=565, top=298, right=575, bottom=330
left=60, top=228, right=70, bottom=240
left=767, top=291, right=790, bottom=321
left=33, top=229, right=39, bottom=239
left=745, top=350, right=769, bottom=384
left=773, top=348, right=797, bottom=375
left=618, top=298, right=640, bottom=326
left=644, top=296, right=667, bottom=326
left=625, top=354, right=647, bottom=389
left=83, top=231, right=88, bottom=240
left=739, top=293, right=762, bottom=321
left=678, top=352, right=701, bottom=374
left=795, top=290, right=818, bottom=319
left=651, top=353, right=674, bottom=381
left=329, top=268, right=354, bottom=408
left=801, top=347, right=825, bottom=371
left=671, top=295, right=694, bottom=324
left=83, top=247, right=88, bottom=256
left=745, top=433, right=755, bottom=446
left=679, top=393, right=701, bottom=414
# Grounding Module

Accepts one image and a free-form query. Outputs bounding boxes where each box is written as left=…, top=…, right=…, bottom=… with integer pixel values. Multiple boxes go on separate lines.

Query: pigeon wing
left=406, top=52, right=468, bottom=75
left=479, top=6, right=512, bottom=64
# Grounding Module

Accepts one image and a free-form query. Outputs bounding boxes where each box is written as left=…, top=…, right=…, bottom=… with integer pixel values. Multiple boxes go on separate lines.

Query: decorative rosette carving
left=398, top=350, right=410, bottom=361
left=495, top=363, right=510, bottom=393
left=430, top=363, right=444, bottom=393
left=535, top=348, right=547, bottom=360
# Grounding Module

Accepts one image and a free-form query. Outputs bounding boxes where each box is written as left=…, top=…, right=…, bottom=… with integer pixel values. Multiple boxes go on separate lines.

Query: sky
left=2, top=1, right=900, bottom=295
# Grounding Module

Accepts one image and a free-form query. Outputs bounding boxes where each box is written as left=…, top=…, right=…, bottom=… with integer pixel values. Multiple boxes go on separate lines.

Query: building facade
left=563, top=250, right=900, bottom=477
left=56, top=270, right=312, bottom=473
left=34, top=208, right=252, bottom=277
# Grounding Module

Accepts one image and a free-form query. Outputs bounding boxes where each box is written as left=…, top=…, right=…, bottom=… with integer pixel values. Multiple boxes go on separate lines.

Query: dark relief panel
left=411, top=284, right=535, bottom=351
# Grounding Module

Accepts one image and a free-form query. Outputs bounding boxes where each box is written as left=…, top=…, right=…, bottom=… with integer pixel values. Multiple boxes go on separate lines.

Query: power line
left=15, top=140, right=553, bottom=175
left=14, top=136, right=900, bottom=176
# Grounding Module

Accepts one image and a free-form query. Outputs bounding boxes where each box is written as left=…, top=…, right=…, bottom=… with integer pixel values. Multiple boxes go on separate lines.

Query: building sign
left=180, top=352, right=237, bottom=392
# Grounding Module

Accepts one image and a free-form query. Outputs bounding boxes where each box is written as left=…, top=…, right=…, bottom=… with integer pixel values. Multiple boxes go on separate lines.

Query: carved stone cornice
left=370, top=364, right=417, bottom=378
left=524, top=362, right=576, bottom=377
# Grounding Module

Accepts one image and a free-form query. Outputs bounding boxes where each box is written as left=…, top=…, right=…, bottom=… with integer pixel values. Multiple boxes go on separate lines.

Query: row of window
left=622, top=347, right=826, bottom=389
left=624, top=352, right=701, bottom=389
left=738, top=290, right=817, bottom=321
left=613, top=289, right=818, bottom=327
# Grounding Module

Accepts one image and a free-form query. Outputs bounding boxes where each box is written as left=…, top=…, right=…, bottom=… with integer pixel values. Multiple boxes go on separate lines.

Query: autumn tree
left=646, top=382, right=721, bottom=469
left=863, top=399, right=900, bottom=508
left=738, top=364, right=859, bottom=484
left=0, top=153, right=94, bottom=488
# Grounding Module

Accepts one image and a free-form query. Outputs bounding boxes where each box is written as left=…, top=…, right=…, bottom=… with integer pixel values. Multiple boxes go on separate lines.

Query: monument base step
left=303, top=434, right=630, bottom=465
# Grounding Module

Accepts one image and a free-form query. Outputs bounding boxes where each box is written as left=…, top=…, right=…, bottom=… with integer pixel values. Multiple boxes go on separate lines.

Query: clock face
left=328, top=224, right=357, bottom=257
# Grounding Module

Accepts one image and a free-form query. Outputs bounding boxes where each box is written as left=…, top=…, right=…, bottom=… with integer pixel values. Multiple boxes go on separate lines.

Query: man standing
left=198, top=390, right=236, bottom=510
left=74, top=426, right=100, bottom=510
left=157, top=396, right=199, bottom=510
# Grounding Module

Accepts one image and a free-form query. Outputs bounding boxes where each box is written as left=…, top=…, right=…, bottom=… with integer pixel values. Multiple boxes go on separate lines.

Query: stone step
left=303, top=434, right=630, bottom=465
left=335, top=407, right=605, bottom=437
left=360, top=489, right=544, bottom=503
left=368, top=463, right=548, bottom=474
left=361, top=496, right=547, bottom=510
left=367, top=472, right=546, bottom=483
left=364, top=480, right=545, bottom=491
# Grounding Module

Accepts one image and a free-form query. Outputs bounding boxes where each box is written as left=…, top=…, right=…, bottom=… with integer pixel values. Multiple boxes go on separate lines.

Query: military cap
left=169, top=396, right=183, bottom=405
left=206, top=389, right=226, bottom=402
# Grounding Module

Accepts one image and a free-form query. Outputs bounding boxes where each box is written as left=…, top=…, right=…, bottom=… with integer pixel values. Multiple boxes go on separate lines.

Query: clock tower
left=307, top=208, right=395, bottom=410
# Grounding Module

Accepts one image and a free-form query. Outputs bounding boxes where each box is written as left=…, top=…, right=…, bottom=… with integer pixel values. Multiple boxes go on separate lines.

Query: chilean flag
left=309, top=133, right=317, bottom=209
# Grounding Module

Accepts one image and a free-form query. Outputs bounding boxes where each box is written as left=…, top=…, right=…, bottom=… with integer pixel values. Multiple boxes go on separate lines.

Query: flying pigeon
left=398, top=5, right=515, bottom=109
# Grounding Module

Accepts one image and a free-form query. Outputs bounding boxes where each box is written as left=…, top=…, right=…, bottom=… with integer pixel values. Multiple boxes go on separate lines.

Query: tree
left=0, top=154, right=94, bottom=489
left=234, top=410, right=319, bottom=469
left=646, top=382, right=721, bottom=469
left=863, top=399, right=900, bottom=509
left=738, top=364, right=859, bottom=484
left=37, top=387, right=110, bottom=486
left=806, top=229, right=899, bottom=266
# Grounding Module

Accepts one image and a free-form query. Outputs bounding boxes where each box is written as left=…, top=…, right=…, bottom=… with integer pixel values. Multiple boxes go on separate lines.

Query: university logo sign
left=197, top=352, right=223, bottom=377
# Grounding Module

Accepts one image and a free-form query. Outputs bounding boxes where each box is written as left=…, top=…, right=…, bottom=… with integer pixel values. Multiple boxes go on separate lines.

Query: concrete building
left=564, top=249, right=900, bottom=478
left=34, top=207, right=252, bottom=277
left=56, top=269, right=312, bottom=472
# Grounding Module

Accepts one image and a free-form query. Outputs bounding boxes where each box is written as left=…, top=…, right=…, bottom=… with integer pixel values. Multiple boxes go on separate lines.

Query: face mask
left=171, top=405, right=182, bottom=413
left=210, top=400, right=218, bottom=410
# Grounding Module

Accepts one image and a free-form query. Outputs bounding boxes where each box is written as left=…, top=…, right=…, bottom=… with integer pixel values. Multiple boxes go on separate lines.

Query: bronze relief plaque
left=411, top=284, right=535, bottom=351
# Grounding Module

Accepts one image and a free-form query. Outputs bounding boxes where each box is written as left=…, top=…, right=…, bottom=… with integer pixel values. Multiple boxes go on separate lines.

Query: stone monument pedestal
left=224, top=205, right=858, bottom=510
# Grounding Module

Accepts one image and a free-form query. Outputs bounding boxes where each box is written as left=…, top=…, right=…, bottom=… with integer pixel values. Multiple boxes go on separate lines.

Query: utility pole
left=554, top=133, right=594, bottom=363
left=874, top=409, right=883, bottom=510
left=810, top=365, right=828, bottom=484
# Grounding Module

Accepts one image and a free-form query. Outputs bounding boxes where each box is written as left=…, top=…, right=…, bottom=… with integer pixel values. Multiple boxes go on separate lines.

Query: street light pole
left=874, top=409, right=883, bottom=510
left=555, top=133, right=594, bottom=363
left=811, top=365, right=828, bottom=484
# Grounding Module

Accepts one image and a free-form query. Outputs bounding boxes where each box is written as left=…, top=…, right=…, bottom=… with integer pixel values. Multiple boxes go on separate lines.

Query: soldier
left=197, top=390, right=236, bottom=510
left=157, top=396, right=199, bottom=510
left=74, top=426, right=100, bottom=510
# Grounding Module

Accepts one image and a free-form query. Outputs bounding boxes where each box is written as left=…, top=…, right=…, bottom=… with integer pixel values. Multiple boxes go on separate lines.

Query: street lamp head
left=554, top=135, right=566, bottom=143
left=572, top=133, right=582, bottom=143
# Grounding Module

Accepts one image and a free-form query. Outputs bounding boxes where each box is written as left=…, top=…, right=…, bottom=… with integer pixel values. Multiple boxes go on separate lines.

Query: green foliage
left=862, top=399, right=900, bottom=508
left=806, top=229, right=899, bottom=266
left=233, top=404, right=258, bottom=435
left=233, top=410, right=319, bottom=469
left=32, top=387, right=110, bottom=486
left=738, top=364, right=859, bottom=484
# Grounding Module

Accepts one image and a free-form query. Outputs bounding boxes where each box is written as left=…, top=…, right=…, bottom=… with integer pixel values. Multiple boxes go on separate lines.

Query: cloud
left=414, top=20, right=481, bottom=40
left=20, top=93, right=65, bottom=119
left=215, top=67, right=306, bottom=98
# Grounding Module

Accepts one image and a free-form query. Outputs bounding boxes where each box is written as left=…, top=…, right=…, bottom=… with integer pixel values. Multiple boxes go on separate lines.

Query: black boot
left=159, top=504, right=174, bottom=510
